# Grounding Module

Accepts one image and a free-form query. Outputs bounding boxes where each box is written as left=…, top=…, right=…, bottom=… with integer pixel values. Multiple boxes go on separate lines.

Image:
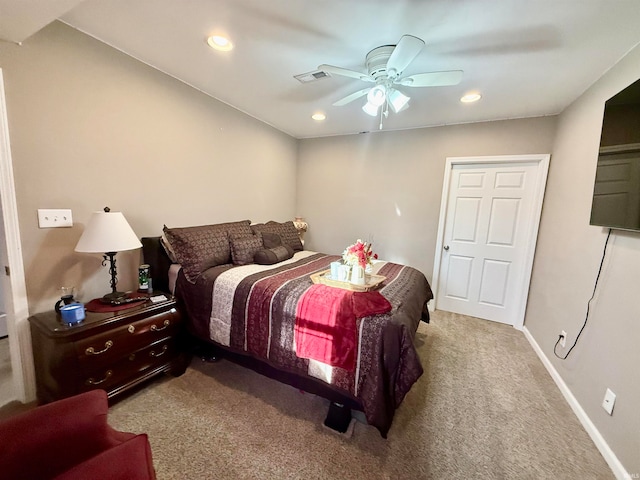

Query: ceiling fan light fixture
left=362, top=101, right=379, bottom=117
left=461, top=92, right=482, bottom=103
left=388, top=89, right=410, bottom=113
left=367, top=85, right=387, bottom=107
left=396, top=101, right=410, bottom=113
left=207, top=34, right=233, bottom=51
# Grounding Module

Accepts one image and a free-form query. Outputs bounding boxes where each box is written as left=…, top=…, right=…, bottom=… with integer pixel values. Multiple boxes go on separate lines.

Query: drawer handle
left=150, top=345, right=169, bottom=357
left=85, top=370, right=113, bottom=385
left=85, top=340, right=114, bottom=356
left=150, top=319, right=170, bottom=332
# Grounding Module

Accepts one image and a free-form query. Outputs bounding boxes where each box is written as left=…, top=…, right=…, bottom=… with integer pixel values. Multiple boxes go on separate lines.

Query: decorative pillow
left=163, top=220, right=252, bottom=282
left=230, top=232, right=263, bottom=266
left=261, top=232, right=283, bottom=249
left=254, top=245, right=295, bottom=265
left=223, top=220, right=255, bottom=240
left=251, top=221, right=303, bottom=251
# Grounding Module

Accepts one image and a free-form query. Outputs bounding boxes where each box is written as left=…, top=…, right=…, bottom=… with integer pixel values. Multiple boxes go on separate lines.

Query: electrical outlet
left=602, top=388, right=616, bottom=415
left=37, top=209, right=73, bottom=228
left=560, top=330, right=567, bottom=348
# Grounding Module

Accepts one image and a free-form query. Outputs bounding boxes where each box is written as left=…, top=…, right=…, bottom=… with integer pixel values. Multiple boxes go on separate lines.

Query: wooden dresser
left=29, top=295, right=190, bottom=404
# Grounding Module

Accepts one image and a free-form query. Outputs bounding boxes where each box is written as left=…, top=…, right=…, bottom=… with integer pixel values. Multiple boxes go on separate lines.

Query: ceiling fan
left=319, top=35, right=463, bottom=126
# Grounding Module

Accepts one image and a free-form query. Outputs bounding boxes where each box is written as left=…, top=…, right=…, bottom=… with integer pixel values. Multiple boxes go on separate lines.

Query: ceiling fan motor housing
left=366, top=45, right=395, bottom=80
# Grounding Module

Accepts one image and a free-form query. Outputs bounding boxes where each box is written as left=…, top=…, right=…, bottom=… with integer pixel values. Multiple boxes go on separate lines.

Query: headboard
left=141, top=236, right=172, bottom=294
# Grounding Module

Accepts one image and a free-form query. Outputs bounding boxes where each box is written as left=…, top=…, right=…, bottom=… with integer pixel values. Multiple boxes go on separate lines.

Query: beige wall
left=297, top=117, right=557, bottom=279
left=0, top=22, right=297, bottom=314
left=525, top=44, right=640, bottom=474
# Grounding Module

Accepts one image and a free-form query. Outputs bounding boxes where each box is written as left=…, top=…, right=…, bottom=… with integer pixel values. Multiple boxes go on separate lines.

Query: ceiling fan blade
left=318, top=64, right=373, bottom=82
left=386, top=35, right=425, bottom=77
left=398, top=70, right=464, bottom=87
left=332, top=88, right=370, bottom=106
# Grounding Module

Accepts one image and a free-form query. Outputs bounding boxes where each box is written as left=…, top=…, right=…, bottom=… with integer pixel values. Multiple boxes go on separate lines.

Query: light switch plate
left=37, top=209, right=73, bottom=228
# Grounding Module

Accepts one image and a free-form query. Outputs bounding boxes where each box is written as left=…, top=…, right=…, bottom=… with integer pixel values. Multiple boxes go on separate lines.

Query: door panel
left=495, top=171, right=525, bottom=188
left=458, top=171, right=485, bottom=188
left=487, top=198, right=520, bottom=245
left=445, top=255, right=473, bottom=300
left=479, top=259, right=510, bottom=306
left=452, top=197, right=481, bottom=242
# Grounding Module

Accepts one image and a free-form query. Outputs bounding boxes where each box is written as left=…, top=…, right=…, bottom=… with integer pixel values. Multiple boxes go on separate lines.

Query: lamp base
left=101, top=291, right=128, bottom=305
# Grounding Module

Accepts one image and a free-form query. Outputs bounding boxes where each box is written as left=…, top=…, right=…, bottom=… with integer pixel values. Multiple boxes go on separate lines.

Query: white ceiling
left=3, top=1, right=640, bottom=139
left=0, top=0, right=82, bottom=43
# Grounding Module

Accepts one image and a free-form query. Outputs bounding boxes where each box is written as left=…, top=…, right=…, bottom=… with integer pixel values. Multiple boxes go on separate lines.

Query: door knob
left=444, top=245, right=450, bottom=251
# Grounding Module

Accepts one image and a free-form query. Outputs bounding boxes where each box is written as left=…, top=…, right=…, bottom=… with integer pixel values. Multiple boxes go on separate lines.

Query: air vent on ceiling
left=294, top=69, right=331, bottom=83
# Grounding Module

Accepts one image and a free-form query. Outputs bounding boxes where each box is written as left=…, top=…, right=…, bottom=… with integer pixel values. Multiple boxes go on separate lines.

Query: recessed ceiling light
left=460, top=93, right=482, bottom=103
left=207, top=35, right=233, bottom=51
left=312, top=113, right=326, bottom=121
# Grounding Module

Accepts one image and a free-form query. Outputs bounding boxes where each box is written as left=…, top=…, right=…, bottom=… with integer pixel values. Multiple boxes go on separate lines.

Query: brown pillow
left=261, top=232, right=283, bottom=249
left=230, top=233, right=263, bottom=266
left=163, top=220, right=252, bottom=282
left=254, top=245, right=295, bottom=265
left=251, top=221, right=303, bottom=251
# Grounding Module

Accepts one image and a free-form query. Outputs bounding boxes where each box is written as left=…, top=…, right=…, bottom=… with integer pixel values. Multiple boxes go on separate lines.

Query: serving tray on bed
left=310, top=269, right=386, bottom=292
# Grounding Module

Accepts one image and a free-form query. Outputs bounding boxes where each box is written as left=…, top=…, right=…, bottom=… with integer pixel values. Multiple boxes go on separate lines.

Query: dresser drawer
left=75, top=307, right=182, bottom=367
left=78, top=337, right=180, bottom=393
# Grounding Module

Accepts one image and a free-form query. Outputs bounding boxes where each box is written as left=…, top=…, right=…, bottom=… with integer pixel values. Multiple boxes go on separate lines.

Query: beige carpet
left=108, top=311, right=613, bottom=480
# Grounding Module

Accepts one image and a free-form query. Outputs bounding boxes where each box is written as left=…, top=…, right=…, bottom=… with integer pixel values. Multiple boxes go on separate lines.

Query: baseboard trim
left=522, top=326, right=629, bottom=480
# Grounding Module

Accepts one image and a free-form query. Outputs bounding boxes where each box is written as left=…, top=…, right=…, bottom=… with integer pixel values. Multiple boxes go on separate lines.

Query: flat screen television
left=590, top=79, right=640, bottom=231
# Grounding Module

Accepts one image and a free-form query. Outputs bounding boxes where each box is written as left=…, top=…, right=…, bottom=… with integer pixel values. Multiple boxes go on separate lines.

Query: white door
left=433, top=155, right=549, bottom=328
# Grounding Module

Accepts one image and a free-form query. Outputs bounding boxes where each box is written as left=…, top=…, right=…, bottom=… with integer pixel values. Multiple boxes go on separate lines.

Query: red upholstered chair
left=0, top=389, right=156, bottom=480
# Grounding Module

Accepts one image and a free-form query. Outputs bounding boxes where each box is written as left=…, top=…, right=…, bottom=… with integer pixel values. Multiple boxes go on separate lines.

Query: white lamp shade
left=75, top=210, right=142, bottom=253
left=388, top=89, right=410, bottom=113
left=367, top=85, right=387, bottom=107
left=362, top=101, right=379, bottom=117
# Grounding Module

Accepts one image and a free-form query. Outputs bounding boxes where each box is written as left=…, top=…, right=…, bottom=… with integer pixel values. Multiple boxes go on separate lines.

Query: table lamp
left=75, top=207, right=142, bottom=304
left=293, top=216, right=308, bottom=245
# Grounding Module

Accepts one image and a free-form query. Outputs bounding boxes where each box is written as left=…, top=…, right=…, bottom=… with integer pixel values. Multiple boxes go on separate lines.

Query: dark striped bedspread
left=177, top=251, right=433, bottom=437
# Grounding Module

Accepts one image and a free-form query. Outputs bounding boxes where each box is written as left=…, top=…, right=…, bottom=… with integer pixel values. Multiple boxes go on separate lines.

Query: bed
left=141, top=220, right=433, bottom=437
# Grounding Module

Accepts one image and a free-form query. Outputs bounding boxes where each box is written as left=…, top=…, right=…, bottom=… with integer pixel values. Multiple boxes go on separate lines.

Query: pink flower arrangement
left=342, top=239, right=378, bottom=268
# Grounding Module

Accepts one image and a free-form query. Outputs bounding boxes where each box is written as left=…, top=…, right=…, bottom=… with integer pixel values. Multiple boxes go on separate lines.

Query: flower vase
left=350, top=264, right=365, bottom=285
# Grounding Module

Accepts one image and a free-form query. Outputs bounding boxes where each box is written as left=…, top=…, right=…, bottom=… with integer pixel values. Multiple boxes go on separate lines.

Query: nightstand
left=29, top=294, right=190, bottom=404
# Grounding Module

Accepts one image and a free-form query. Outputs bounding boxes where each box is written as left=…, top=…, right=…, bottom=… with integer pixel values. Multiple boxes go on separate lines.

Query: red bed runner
left=294, top=284, right=391, bottom=371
